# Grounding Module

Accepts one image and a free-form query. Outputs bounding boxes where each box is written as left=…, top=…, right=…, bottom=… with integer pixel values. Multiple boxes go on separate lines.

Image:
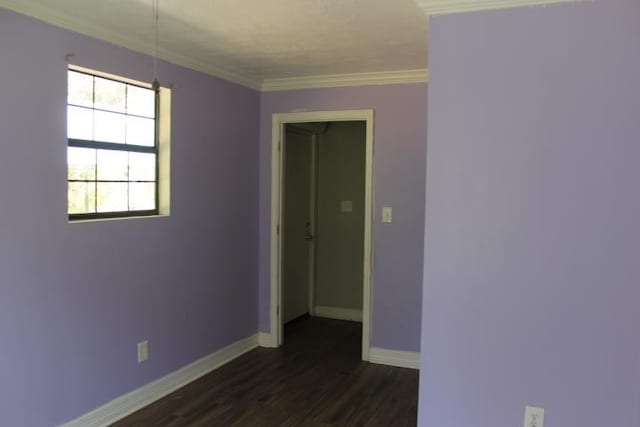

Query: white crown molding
left=369, top=347, right=420, bottom=370
left=416, top=0, right=583, bottom=15
left=60, top=334, right=259, bottom=427
left=262, top=69, right=429, bottom=92
left=0, top=1, right=263, bottom=90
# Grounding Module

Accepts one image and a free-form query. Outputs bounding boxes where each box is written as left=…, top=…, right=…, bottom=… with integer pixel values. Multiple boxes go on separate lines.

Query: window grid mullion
left=67, top=103, right=155, bottom=121
left=69, top=139, right=156, bottom=154
left=69, top=180, right=156, bottom=183
left=93, top=136, right=98, bottom=215
left=126, top=83, right=131, bottom=212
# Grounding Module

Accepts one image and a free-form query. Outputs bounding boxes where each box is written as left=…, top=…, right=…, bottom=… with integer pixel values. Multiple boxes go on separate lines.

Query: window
left=67, top=68, right=159, bottom=220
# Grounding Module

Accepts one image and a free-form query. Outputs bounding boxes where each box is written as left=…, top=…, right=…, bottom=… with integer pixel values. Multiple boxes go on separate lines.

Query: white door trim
left=270, top=109, right=374, bottom=361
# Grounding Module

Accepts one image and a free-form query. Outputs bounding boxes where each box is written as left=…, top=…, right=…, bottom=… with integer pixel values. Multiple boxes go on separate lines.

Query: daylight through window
left=67, top=69, right=158, bottom=219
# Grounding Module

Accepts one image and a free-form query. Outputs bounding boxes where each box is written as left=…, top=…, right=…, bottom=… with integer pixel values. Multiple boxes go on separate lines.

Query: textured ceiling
left=0, top=0, right=429, bottom=89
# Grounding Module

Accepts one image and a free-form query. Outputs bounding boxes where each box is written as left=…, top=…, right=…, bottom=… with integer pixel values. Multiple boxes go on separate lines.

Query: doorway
left=270, top=110, right=374, bottom=361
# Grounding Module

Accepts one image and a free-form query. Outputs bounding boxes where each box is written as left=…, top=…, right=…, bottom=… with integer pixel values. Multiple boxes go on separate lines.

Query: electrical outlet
left=524, top=406, right=545, bottom=427
left=137, top=340, right=149, bottom=363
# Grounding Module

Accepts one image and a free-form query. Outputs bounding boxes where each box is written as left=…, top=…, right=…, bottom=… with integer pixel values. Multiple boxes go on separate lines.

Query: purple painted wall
left=0, top=9, right=259, bottom=426
left=259, top=86, right=428, bottom=351
left=419, top=1, right=640, bottom=426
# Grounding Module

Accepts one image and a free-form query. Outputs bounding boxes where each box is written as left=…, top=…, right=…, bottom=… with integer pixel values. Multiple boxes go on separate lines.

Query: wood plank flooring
left=113, top=317, right=418, bottom=426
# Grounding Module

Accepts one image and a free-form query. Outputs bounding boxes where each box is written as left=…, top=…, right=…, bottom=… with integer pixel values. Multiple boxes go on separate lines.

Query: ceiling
left=0, top=0, right=429, bottom=90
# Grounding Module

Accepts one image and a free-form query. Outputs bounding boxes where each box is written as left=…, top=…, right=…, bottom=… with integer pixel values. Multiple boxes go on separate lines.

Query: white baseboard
left=60, top=334, right=259, bottom=427
left=314, top=306, right=363, bottom=322
left=369, top=347, right=420, bottom=370
left=258, top=332, right=276, bottom=348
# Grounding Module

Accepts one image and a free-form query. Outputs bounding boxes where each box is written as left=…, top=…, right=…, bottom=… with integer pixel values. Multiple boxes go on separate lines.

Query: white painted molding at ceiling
left=416, top=0, right=584, bottom=15
left=261, top=69, right=429, bottom=92
left=0, top=0, right=263, bottom=90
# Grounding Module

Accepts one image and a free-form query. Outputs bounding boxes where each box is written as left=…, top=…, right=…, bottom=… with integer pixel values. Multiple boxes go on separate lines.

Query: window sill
left=68, top=213, right=170, bottom=224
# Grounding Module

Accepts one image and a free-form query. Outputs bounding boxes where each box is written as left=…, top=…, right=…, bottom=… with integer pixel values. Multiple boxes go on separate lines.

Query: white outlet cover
left=524, top=405, right=545, bottom=427
left=137, top=340, right=149, bottom=363
left=341, top=200, right=353, bottom=213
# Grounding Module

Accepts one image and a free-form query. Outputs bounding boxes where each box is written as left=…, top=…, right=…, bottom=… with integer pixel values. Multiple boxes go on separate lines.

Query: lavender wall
left=259, top=85, right=428, bottom=351
left=0, top=9, right=259, bottom=426
left=419, top=1, right=640, bottom=425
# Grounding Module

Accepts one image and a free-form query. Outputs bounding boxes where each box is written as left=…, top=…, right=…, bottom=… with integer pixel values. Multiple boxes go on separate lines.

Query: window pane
left=94, top=110, right=126, bottom=144
left=66, top=69, right=161, bottom=218
left=68, top=71, right=93, bottom=107
left=129, top=153, right=156, bottom=181
left=97, top=150, right=128, bottom=181
left=97, top=182, right=128, bottom=212
left=129, top=183, right=155, bottom=211
left=126, top=116, right=155, bottom=146
left=127, top=85, right=155, bottom=118
left=67, top=106, right=94, bottom=140
left=68, top=182, right=96, bottom=214
left=94, top=77, right=126, bottom=113
left=68, top=147, right=96, bottom=180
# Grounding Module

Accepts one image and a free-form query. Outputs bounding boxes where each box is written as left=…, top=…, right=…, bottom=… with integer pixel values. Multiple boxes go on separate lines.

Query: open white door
left=282, top=127, right=316, bottom=323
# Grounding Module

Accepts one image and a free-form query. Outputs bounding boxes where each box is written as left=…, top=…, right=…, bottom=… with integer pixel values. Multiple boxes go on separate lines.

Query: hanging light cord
left=152, top=0, right=160, bottom=91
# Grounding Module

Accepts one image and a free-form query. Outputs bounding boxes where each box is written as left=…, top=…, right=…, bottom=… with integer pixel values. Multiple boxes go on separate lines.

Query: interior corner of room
left=1, top=0, right=639, bottom=426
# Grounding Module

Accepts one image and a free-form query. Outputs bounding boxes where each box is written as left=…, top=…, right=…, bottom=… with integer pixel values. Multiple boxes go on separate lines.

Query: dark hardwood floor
left=113, top=317, right=418, bottom=426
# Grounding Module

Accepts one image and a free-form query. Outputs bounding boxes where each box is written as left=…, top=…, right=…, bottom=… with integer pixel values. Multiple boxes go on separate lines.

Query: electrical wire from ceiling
left=151, top=0, right=160, bottom=92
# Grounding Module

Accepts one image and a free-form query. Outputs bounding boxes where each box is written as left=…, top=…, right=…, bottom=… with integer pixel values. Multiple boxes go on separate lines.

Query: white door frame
left=270, top=109, right=374, bottom=361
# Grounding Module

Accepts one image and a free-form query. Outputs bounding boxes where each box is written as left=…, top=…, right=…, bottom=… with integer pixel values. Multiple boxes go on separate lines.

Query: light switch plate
left=382, top=207, right=392, bottom=223
left=341, top=200, right=353, bottom=213
left=524, top=405, right=545, bottom=427
left=138, top=340, right=149, bottom=363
